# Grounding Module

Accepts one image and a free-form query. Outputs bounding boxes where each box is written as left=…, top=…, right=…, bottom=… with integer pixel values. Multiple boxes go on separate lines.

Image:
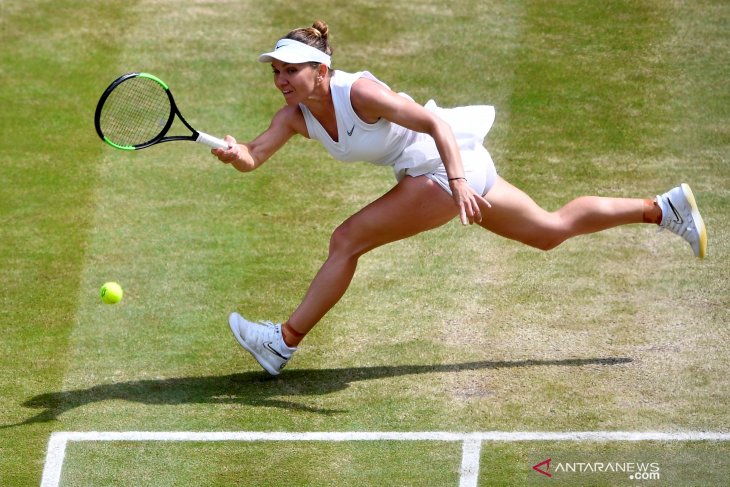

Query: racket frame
left=94, top=72, right=227, bottom=150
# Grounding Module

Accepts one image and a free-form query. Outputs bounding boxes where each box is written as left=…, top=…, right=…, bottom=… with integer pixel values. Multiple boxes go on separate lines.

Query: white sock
left=275, top=325, right=297, bottom=355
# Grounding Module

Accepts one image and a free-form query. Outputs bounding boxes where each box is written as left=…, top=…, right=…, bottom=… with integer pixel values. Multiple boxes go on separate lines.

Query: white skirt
left=392, top=100, right=497, bottom=196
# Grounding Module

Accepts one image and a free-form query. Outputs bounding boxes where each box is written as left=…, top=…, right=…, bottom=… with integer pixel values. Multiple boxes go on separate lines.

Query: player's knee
left=329, top=221, right=367, bottom=259
left=531, top=237, right=563, bottom=251
left=522, top=225, right=567, bottom=251
left=529, top=214, right=571, bottom=251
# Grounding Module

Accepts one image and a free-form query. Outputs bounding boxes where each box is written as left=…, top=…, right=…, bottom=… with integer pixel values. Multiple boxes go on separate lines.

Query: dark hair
left=284, top=20, right=333, bottom=57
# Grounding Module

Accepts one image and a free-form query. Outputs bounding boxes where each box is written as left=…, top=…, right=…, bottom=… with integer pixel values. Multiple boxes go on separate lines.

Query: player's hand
left=449, top=178, right=491, bottom=225
left=211, top=135, right=240, bottom=163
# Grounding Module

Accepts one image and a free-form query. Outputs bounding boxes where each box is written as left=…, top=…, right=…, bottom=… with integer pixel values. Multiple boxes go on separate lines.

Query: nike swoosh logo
left=347, top=124, right=355, bottom=136
left=667, top=199, right=683, bottom=225
left=264, top=341, right=288, bottom=361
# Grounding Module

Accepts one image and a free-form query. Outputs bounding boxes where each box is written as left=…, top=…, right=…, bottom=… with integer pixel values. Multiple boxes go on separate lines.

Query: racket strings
left=99, top=77, right=172, bottom=147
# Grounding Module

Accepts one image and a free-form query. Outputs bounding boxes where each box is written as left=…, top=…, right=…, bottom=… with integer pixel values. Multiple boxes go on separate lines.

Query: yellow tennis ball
left=100, top=281, right=123, bottom=304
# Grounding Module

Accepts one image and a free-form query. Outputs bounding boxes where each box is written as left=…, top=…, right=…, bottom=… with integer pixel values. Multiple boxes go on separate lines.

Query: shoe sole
left=228, top=312, right=280, bottom=376
left=681, top=183, right=707, bottom=258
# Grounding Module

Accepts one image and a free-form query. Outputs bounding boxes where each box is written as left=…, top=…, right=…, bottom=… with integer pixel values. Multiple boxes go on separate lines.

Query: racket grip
left=196, top=132, right=229, bottom=149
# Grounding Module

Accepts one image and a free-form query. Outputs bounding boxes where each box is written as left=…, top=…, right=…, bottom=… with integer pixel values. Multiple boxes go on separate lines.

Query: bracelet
left=448, top=177, right=467, bottom=182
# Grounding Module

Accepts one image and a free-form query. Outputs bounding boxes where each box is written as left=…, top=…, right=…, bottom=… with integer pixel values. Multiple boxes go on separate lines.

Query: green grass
left=62, top=440, right=462, bottom=486
left=1, top=0, right=729, bottom=485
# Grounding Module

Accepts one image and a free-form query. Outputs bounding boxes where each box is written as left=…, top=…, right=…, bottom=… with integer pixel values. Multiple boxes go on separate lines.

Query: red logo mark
left=533, top=458, right=552, bottom=478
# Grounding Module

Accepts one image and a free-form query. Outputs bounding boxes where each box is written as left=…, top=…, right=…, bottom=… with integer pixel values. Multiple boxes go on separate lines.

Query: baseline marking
left=42, top=430, right=730, bottom=487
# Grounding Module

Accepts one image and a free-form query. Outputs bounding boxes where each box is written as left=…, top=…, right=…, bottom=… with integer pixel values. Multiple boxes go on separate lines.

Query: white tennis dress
left=299, top=70, right=498, bottom=195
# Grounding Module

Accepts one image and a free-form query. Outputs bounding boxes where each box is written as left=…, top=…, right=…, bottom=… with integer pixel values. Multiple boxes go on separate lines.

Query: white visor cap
left=258, top=38, right=331, bottom=67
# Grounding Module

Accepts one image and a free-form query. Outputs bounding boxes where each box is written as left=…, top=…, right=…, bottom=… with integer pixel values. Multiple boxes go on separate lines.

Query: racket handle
left=196, top=132, right=229, bottom=149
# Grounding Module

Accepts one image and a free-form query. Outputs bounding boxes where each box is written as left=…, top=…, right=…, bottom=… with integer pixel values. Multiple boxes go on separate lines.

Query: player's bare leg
left=281, top=176, right=458, bottom=346
left=476, top=177, right=651, bottom=250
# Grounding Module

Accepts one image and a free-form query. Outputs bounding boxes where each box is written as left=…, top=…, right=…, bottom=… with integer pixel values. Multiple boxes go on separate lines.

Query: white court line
left=459, top=435, right=483, bottom=487
left=42, top=430, right=730, bottom=487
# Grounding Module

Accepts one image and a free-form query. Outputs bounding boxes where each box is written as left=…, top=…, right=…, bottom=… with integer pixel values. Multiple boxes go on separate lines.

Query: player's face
left=271, top=61, right=320, bottom=105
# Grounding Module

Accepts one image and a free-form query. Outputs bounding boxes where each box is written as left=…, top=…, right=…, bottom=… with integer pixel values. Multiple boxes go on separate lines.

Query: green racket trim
left=137, top=72, right=169, bottom=90
left=103, top=136, right=136, bottom=151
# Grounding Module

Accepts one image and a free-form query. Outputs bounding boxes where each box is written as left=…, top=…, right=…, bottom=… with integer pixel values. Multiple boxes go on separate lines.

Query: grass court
left=1, top=1, right=729, bottom=485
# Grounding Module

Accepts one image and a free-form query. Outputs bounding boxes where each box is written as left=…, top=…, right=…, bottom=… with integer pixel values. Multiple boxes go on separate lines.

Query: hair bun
left=312, top=20, right=329, bottom=40
left=284, top=20, right=333, bottom=57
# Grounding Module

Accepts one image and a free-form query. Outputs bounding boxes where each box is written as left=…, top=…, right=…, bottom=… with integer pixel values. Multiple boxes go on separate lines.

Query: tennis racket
left=94, top=72, right=228, bottom=151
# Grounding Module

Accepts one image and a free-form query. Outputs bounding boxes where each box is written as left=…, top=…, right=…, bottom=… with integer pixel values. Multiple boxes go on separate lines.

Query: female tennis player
left=212, top=20, right=707, bottom=376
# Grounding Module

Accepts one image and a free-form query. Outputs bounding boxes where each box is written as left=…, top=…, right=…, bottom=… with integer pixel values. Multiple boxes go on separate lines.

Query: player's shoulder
left=351, top=76, right=388, bottom=96
left=272, top=104, right=307, bottom=136
left=350, top=75, right=403, bottom=123
left=350, top=71, right=397, bottom=107
left=274, top=103, right=304, bottom=120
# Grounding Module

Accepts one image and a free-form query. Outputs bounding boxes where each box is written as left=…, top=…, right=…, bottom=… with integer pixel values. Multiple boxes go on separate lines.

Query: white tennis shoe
left=228, top=312, right=295, bottom=375
left=656, top=183, right=707, bottom=258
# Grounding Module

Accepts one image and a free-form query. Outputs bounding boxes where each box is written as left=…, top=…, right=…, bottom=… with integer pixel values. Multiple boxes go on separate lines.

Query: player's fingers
left=212, top=135, right=238, bottom=161
left=453, top=188, right=477, bottom=225
left=459, top=205, right=469, bottom=226
left=470, top=196, right=482, bottom=223
left=224, top=135, right=237, bottom=150
left=475, top=192, right=491, bottom=209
